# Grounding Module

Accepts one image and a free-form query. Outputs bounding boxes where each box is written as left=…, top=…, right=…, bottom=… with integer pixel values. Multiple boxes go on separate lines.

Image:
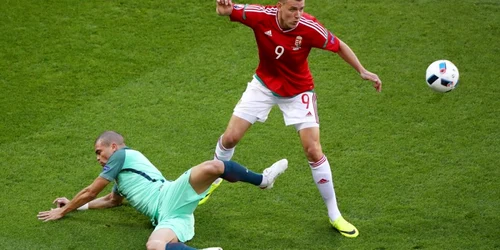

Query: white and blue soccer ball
left=425, top=60, right=460, bottom=93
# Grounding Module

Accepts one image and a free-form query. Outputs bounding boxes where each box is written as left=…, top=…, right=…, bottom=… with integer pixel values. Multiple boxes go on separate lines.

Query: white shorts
left=233, top=77, right=319, bottom=131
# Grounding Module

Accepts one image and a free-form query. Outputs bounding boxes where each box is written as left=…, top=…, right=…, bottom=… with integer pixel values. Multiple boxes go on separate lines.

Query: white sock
left=214, top=135, right=235, bottom=161
left=310, top=155, right=341, bottom=221
left=212, top=135, right=235, bottom=185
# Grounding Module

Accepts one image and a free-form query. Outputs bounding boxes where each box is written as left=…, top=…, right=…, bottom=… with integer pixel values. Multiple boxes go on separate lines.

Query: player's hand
left=217, top=0, right=232, bottom=5
left=37, top=207, right=65, bottom=222
left=360, top=70, right=382, bottom=92
left=216, top=0, right=233, bottom=16
left=53, top=197, right=70, bottom=208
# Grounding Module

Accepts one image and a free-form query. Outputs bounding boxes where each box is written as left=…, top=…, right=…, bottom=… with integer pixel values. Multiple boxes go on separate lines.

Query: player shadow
left=62, top=204, right=153, bottom=229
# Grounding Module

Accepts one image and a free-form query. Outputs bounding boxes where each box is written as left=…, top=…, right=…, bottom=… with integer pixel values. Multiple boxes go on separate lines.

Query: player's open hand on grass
left=360, top=70, right=382, bottom=92
left=37, top=207, right=65, bottom=222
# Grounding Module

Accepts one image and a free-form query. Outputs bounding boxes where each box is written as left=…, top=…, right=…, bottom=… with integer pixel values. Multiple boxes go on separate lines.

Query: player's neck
left=277, top=12, right=289, bottom=30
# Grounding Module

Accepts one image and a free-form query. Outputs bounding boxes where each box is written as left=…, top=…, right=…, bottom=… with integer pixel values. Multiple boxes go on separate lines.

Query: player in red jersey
left=201, top=0, right=382, bottom=238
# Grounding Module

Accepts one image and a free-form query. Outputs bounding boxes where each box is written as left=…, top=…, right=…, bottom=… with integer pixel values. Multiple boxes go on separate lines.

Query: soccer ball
left=425, top=60, right=460, bottom=93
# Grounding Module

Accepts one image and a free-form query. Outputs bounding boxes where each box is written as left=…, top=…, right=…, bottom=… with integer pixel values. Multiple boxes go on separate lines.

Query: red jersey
left=230, top=4, right=340, bottom=97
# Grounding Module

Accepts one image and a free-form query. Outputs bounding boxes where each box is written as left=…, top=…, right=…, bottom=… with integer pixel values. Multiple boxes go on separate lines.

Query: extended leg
left=298, top=127, right=359, bottom=238
left=189, top=159, right=288, bottom=195
left=201, top=116, right=254, bottom=205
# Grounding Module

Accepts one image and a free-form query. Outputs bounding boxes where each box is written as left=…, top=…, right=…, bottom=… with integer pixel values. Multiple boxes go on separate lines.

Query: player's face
left=94, top=141, right=118, bottom=166
left=278, top=0, right=305, bottom=30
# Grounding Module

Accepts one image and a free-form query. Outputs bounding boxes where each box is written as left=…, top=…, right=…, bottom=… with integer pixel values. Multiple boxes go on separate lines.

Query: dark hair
left=95, top=131, right=125, bottom=146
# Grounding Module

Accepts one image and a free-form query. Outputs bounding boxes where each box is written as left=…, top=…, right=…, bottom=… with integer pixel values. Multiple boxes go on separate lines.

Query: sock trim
left=309, top=155, right=327, bottom=168
left=218, top=136, right=230, bottom=151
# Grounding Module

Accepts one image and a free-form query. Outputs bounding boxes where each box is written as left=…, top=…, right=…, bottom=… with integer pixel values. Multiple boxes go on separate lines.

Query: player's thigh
left=189, top=160, right=224, bottom=194
left=278, top=92, right=319, bottom=126
left=160, top=169, right=206, bottom=212
left=146, top=228, right=178, bottom=250
left=234, top=79, right=276, bottom=123
left=154, top=215, right=196, bottom=243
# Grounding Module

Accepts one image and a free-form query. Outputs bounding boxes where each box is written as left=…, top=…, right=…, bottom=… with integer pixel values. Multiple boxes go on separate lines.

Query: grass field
left=1, top=0, right=499, bottom=249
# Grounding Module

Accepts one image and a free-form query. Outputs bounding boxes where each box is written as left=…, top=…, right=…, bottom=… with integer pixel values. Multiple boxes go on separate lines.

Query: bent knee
left=304, top=145, right=323, bottom=162
left=200, top=160, right=225, bottom=176
left=146, top=240, right=165, bottom=250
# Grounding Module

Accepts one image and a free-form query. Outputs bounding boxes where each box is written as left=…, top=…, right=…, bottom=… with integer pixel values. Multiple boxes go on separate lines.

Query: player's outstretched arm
left=53, top=192, right=122, bottom=209
left=87, top=192, right=123, bottom=209
left=336, top=39, right=382, bottom=92
left=37, top=177, right=110, bottom=222
left=216, top=0, right=233, bottom=16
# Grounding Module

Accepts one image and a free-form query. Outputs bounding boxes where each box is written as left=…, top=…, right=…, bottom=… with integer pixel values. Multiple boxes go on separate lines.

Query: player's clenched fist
left=53, top=197, right=71, bottom=208
left=216, top=0, right=233, bottom=16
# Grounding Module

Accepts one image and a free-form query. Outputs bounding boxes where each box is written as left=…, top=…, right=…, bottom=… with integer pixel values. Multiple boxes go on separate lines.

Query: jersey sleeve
left=309, top=28, right=340, bottom=52
left=322, top=31, right=340, bottom=52
left=229, top=4, right=265, bottom=28
left=304, top=14, right=340, bottom=53
left=99, top=149, right=126, bottom=182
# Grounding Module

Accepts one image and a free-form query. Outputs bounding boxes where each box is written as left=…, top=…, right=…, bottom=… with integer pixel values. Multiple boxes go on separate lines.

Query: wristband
left=77, top=203, right=89, bottom=211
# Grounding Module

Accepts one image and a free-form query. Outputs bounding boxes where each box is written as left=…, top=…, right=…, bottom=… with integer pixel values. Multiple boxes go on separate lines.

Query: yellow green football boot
left=330, top=216, right=359, bottom=238
left=198, top=178, right=223, bottom=205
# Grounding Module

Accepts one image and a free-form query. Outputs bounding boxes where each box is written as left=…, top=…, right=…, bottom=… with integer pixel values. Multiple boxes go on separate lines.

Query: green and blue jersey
left=99, top=147, right=167, bottom=218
